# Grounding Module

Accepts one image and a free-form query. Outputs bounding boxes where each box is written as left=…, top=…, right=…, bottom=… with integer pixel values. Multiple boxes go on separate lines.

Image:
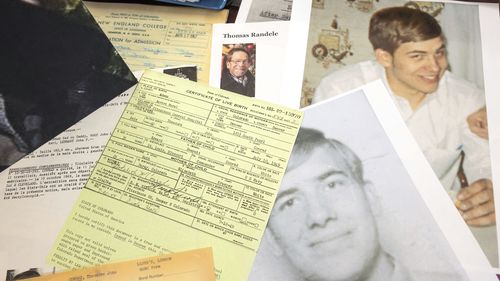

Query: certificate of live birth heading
left=47, top=70, right=303, bottom=281
left=36, top=248, right=215, bottom=281
left=84, top=2, right=229, bottom=84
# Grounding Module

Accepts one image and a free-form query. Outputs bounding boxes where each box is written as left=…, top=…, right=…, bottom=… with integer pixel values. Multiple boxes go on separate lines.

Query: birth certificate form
left=47, top=70, right=303, bottom=281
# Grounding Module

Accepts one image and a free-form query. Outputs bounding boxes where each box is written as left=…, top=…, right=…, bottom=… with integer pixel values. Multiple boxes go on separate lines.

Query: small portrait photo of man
left=220, top=44, right=256, bottom=97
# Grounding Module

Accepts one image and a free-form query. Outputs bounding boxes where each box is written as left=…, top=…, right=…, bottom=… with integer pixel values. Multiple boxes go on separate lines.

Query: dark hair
left=369, top=7, right=442, bottom=54
left=287, top=127, right=364, bottom=185
left=226, top=47, right=250, bottom=62
left=10, top=269, right=40, bottom=281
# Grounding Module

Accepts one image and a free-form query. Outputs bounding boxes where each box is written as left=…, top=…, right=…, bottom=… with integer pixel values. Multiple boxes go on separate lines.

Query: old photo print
left=300, top=0, right=497, bottom=265
left=0, top=0, right=136, bottom=171
left=249, top=83, right=495, bottom=281
left=220, top=43, right=256, bottom=98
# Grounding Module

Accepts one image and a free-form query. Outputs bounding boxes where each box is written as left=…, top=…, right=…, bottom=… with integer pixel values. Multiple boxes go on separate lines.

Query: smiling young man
left=267, top=127, right=412, bottom=281
left=313, top=7, right=494, bottom=232
left=220, top=47, right=256, bottom=97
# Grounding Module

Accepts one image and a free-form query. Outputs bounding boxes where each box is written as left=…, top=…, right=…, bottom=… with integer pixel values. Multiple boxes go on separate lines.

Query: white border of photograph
left=479, top=2, right=500, bottom=272
left=235, top=0, right=253, bottom=23
left=279, top=0, right=312, bottom=109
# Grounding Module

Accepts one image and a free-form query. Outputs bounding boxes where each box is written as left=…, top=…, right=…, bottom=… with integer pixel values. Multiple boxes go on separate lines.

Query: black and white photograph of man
left=249, top=90, right=491, bottom=281
left=267, top=127, right=412, bottom=281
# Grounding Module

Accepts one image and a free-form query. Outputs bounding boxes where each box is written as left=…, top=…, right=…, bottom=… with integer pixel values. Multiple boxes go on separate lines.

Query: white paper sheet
left=0, top=87, right=133, bottom=277
left=236, top=0, right=293, bottom=23
left=209, top=21, right=290, bottom=104
left=236, top=0, right=312, bottom=24
left=210, top=0, right=311, bottom=109
left=0, top=70, right=155, bottom=276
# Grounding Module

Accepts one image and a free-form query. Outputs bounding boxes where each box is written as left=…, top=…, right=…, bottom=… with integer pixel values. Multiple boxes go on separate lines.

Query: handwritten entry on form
left=47, top=70, right=303, bottom=281
left=36, top=248, right=215, bottom=281
left=85, top=2, right=228, bottom=83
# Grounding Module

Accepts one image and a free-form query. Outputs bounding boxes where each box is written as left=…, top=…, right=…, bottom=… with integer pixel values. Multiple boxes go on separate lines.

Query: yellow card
left=37, top=248, right=214, bottom=281
left=47, top=70, right=303, bottom=281
left=84, top=2, right=229, bottom=84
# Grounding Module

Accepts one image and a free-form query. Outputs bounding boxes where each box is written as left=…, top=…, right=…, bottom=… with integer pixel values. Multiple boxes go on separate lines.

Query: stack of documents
left=1, top=0, right=500, bottom=281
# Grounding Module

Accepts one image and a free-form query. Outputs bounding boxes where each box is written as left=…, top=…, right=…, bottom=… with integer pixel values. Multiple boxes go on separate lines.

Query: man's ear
left=264, top=228, right=284, bottom=257
left=374, top=48, right=393, bottom=68
left=363, top=181, right=382, bottom=217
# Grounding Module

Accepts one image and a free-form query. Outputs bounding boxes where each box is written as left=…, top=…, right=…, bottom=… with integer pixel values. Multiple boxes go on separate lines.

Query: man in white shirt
left=468, top=106, right=489, bottom=139
left=313, top=7, right=494, bottom=227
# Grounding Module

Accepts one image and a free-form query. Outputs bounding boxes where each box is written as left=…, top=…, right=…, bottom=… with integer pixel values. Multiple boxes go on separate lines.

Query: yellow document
left=37, top=248, right=215, bottom=281
left=84, top=2, right=229, bottom=83
left=47, top=70, right=303, bottom=281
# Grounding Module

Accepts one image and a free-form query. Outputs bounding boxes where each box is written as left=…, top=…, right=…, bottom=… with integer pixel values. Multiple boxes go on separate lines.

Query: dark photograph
left=6, top=268, right=41, bottom=281
left=0, top=0, right=137, bottom=171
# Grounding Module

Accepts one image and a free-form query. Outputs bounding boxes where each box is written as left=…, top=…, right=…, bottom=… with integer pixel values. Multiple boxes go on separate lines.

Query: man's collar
left=376, top=62, right=444, bottom=111
left=230, top=73, right=248, bottom=86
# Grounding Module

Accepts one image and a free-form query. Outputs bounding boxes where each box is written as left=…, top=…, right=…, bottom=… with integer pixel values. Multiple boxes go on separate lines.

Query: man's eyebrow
left=275, top=170, right=346, bottom=201
left=275, top=187, right=298, bottom=202
left=317, top=169, right=346, bottom=181
left=406, top=44, right=446, bottom=55
left=436, top=44, right=447, bottom=52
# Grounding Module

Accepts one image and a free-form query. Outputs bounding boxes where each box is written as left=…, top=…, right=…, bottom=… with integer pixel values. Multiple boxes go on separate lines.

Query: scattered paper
left=209, top=21, right=290, bottom=104
left=237, top=0, right=293, bottom=23
left=33, top=248, right=215, bottom=281
left=84, top=2, right=229, bottom=84
left=0, top=69, right=171, bottom=277
left=47, top=70, right=303, bottom=281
